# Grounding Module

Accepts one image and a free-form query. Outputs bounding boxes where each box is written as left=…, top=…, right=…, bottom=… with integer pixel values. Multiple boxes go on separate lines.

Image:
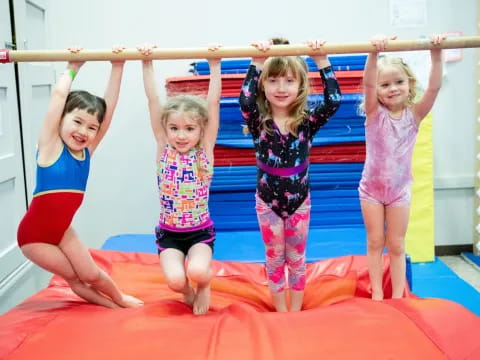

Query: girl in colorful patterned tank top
left=359, top=34, right=446, bottom=300
left=139, top=44, right=222, bottom=315
left=239, top=38, right=341, bottom=312
left=17, top=46, right=143, bottom=309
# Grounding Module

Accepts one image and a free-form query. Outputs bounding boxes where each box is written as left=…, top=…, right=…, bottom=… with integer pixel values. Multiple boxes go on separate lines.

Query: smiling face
left=165, top=112, right=202, bottom=153
left=263, top=69, right=300, bottom=113
left=376, top=64, right=411, bottom=111
left=60, top=108, right=100, bottom=154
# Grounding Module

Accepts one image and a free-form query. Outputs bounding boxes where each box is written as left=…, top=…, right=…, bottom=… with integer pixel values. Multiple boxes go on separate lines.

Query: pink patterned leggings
left=255, top=194, right=311, bottom=293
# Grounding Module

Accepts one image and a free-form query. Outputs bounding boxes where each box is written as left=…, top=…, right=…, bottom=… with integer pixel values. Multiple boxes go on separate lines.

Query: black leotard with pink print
left=239, top=64, right=341, bottom=218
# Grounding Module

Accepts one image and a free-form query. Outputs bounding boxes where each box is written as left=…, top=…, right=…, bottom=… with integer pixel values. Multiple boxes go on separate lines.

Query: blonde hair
left=161, top=95, right=210, bottom=179
left=256, top=56, right=310, bottom=137
left=378, top=56, right=417, bottom=107
left=161, top=94, right=208, bottom=142
left=360, top=56, right=417, bottom=113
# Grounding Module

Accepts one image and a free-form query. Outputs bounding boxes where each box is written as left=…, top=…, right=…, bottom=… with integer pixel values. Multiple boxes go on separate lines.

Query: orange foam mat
left=1, top=250, right=479, bottom=360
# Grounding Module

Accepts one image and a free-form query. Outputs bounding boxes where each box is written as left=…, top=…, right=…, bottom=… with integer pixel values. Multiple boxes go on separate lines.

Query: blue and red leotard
left=17, top=143, right=90, bottom=246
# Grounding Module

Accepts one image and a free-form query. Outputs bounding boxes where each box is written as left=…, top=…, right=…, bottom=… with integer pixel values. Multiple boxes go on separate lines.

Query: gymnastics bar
left=1, top=36, right=480, bottom=63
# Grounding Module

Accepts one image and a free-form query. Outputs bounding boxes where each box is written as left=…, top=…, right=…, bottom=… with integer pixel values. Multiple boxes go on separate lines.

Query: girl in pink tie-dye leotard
left=359, top=34, right=446, bottom=301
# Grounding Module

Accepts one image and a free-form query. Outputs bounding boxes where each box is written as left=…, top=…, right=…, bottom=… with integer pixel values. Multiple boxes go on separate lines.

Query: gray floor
left=439, top=255, right=480, bottom=292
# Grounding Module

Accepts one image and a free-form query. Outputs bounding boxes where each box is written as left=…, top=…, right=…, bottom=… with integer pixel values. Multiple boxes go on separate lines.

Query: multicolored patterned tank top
left=157, top=143, right=213, bottom=231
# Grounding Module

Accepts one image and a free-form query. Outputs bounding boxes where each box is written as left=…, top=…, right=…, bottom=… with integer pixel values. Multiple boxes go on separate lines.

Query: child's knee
left=367, top=234, right=385, bottom=252
left=187, top=263, right=211, bottom=284
left=386, top=240, right=405, bottom=256
left=285, top=253, right=304, bottom=269
left=166, top=274, right=188, bottom=292
left=78, top=267, right=102, bottom=284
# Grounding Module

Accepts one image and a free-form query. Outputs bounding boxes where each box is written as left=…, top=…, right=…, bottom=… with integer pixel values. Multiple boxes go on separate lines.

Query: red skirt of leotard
left=17, top=192, right=84, bottom=247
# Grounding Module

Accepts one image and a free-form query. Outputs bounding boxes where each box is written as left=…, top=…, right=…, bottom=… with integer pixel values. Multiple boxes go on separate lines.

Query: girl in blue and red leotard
left=239, top=39, right=341, bottom=312
left=17, top=46, right=143, bottom=309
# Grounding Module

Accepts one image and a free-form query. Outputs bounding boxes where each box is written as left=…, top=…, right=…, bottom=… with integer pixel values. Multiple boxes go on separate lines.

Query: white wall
left=39, top=0, right=476, bottom=248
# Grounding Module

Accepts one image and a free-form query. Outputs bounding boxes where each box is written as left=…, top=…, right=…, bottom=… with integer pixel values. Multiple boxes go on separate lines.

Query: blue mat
left=210, top=164, right=364, bottom=230
left=217, top=94, right=365, bottom=147
left=101, top=228, right=412, bottom=290
left=462, top=252, right=480, bottom=269
left=102, top=228, right=368, bottom=261
left=101, top=230, right=480, bottom=315
left=191, top=55, right=367, bottom=75
left=412, top=259, right=480, bottom=316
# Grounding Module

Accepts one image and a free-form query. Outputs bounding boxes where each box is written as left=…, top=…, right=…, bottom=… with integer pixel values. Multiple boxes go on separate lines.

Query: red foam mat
left=214, top=143, right=365, bottom=166
left=1, top=250, right=479, bottom=360
left=166, top=71, right=364, bottom=97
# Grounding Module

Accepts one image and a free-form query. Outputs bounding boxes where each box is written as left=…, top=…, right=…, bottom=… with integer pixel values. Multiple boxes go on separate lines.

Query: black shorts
left=155, top=225, right=215, bottom=255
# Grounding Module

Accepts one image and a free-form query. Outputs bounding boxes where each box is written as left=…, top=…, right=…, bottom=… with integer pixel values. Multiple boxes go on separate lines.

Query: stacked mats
left=166, top=55, right=367, bottom=233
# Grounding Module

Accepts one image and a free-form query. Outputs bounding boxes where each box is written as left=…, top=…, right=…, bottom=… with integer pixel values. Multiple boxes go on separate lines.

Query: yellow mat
left=407, top=113, right=434, bottom=262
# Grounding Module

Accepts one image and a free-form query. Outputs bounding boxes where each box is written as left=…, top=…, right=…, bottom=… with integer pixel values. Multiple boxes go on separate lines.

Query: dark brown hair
left=271, top=37, right=290, bottom=45
left=62, top=90, right=107, bottom=123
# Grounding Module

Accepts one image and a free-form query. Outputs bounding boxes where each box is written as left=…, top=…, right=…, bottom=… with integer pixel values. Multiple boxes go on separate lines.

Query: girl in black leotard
left=239, top=39, right=341, bottom=312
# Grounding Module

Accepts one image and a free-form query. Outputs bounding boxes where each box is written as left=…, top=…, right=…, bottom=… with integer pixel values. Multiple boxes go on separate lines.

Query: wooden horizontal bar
left=2, top=36, right=480, bottom=63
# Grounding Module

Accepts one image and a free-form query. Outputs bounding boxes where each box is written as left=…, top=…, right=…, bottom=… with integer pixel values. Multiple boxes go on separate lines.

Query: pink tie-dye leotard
left=358, top=105, right=418, bottom=206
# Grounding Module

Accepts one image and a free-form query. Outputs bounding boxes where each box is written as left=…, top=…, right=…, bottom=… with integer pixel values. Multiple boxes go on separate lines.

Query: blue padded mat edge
left=462, top=252, right=480, bottom=268
left=102, top=231, right=480, bottom=315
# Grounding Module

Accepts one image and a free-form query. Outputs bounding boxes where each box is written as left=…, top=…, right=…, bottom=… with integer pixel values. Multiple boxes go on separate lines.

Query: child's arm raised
left=363, top=35, right=398, bottom=124
left=203, top=45, right=222, bottom=160
left=238, top=41, right=270, bottom=135
left=306, top=40, right=330, bottom=69
left=307, top=40, right=342, bottom=131
left=250, top=40, right=272, bottom=70
left=38, top=47, right=84, bottom=153
left=90, top=46, right=126, bottom=154
left=413, top=34, right=446, bottom=125
left=138, top=44, right=167, bottom=154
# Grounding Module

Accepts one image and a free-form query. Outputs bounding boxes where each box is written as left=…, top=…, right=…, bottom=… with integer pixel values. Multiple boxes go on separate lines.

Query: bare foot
left=119, top=293, right=144, bottom=307
left=193, top=285, right=210, bottom=315
left=371, top=291, right=384, bottom=301
left=183, top=284, right=195, bottom=307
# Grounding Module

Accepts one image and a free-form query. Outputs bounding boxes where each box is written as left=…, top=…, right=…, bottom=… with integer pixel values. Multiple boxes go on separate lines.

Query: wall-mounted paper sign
left=390, top=0, right=427, bottom=28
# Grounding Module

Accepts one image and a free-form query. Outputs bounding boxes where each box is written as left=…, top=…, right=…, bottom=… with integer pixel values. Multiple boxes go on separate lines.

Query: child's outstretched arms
left=138, top=44, right=167, bottom=155
left=90, top=45, right=126, bottom=154
left=413, top=34, right=446, bottom=124
left=38, top=46, right=84, bottom=152
left=203, top=45, right=222, bottom=160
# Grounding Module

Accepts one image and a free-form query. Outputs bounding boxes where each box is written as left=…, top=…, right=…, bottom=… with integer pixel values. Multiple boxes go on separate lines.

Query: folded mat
left=0, top=250, right=478, bottom=360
